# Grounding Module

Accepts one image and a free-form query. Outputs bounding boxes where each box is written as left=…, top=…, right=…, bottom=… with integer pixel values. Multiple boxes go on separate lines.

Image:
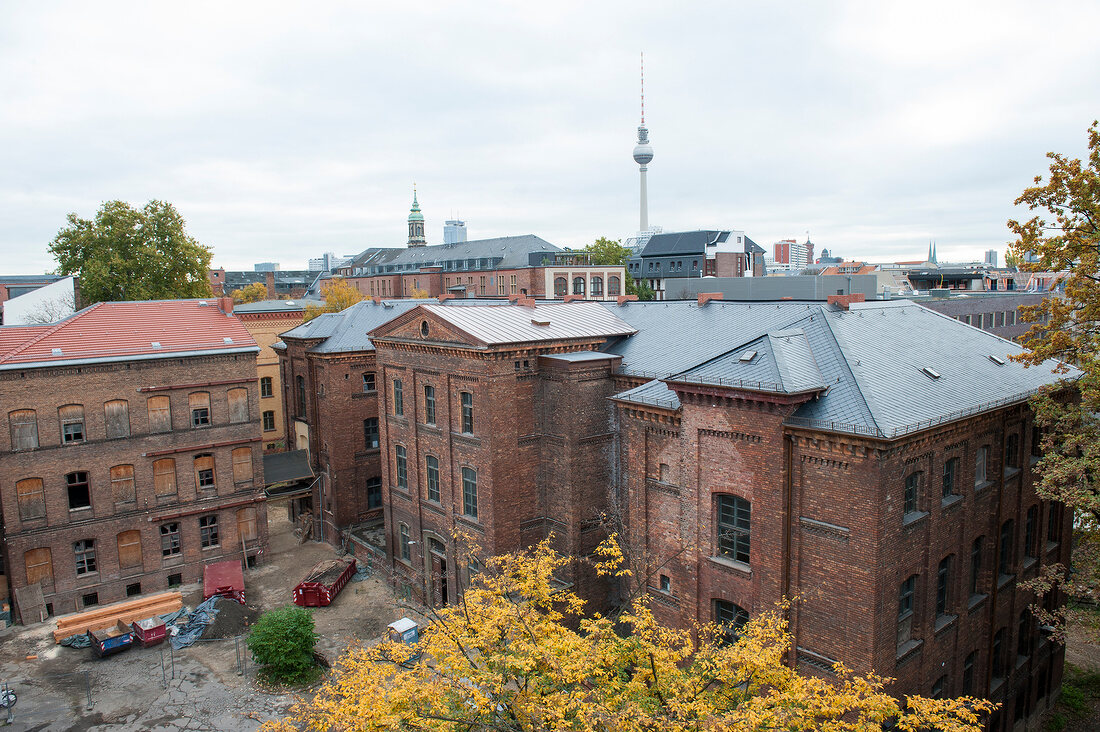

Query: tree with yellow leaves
left=231, top=282, right=269, bottom=304
left=263, top=538, right=992, bottom=732
left=303, top=278, right=364, bottom=321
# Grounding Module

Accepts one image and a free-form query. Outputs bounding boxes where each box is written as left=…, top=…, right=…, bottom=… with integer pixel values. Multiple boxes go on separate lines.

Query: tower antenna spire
left=640, top=52, right=645, bottom=126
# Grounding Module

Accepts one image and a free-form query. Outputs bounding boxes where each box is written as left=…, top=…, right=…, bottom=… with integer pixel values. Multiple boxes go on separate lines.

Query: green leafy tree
left=248, top=605, right=319, bottom=684
left=49, top=200, right=213, bottom=304
left=584, top=236, right=633, bottom=266
left=231, top=282, right=269, bottom=304
left=628, top=274, right=655, bottom=301
left=1009, top=121, right=1100, bottom=636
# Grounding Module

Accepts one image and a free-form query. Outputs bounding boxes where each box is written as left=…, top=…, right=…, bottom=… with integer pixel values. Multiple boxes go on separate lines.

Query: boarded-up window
left=110, top=465, right=136, bottom=507
left=237, top=506, right=258, bottom=542
left=147, top=396, right=171, bottom=433
left=104, top=400, right=130, bottom=438
left=24, top=547, right=53, bottom=587
left=153, top=459, right=177, bottom=498
left=59, top=404, right=85, bottom=443
left=194, top=454, right=216, bottom=490
left=16, top=478, right=45, bottom=520
left=228, top=388, right=249, bottom=424
left=232, top=447, right=253, bottom=484
left=9, top=410, right=38, bottom=450
left=117, top=530, right=143, bottom=570
left=189, top=392, right=211, bottom=428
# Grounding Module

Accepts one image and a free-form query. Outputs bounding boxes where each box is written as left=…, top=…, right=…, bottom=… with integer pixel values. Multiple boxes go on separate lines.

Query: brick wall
left=0, top=353, right=268, bottom=618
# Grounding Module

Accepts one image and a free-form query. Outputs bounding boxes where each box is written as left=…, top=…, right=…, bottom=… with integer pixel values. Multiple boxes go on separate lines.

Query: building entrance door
left=428, top=538, right=448, bottom=607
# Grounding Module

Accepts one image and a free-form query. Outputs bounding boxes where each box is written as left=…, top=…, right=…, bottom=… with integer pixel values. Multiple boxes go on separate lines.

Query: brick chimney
left=563, top=294, right=584, bottom=304
left=218, top=296, right=234, bottom=314
left=438, top=293, right=455, bottom=303
left=826, top=293, right=866, bottom=310
left=264, top=271, right=276, bottom=299
left=697, top=292, right=724, bottom=307
left=616, top=295, right=638, bottom=306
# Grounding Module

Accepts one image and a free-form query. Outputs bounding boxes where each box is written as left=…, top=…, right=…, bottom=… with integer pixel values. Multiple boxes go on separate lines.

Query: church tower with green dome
left=407, top=187, right=426, bottom=247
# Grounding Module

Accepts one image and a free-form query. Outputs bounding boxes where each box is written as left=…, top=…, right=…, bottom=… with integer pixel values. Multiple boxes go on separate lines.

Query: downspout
left=783, top=432, right=795, bottom=663
left=985, top=410, right=1008, bottom=696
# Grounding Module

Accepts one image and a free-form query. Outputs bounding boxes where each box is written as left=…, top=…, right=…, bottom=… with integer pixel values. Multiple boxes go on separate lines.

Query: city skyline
left=2, top=2, right=1098, bottom=274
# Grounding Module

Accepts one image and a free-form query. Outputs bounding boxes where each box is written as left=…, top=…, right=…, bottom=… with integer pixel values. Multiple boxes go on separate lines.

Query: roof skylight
left=922, top=367, right=941, bottom=380
left=988, top=355, right=1006, bottom=366
left=739, top=350, right=757, bottom=362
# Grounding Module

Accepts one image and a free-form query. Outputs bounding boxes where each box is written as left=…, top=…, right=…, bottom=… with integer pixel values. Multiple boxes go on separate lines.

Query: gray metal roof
left=263, top=449, right=314, bottom=485
left=604, top=299, right=1074, bottom=439
left=613, top=379, right=681, bottom=410
left=279, top=300, right=423, bottom=353
left=417, top=302, right=636, bottom=347
left=346, top=235, right=561, bottom=274
left=541, top=350, right=620, bottom=363
left=638, top=230, right=728, bottom=257
left=233, top=298, right=323, bottom=314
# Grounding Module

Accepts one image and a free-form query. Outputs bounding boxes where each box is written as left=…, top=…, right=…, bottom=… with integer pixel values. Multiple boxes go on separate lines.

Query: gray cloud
left=2, top=1, right=1098, bottom=273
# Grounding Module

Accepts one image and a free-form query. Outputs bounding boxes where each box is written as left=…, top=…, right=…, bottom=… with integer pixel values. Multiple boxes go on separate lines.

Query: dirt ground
left=0, top=509, right=408, bottom=731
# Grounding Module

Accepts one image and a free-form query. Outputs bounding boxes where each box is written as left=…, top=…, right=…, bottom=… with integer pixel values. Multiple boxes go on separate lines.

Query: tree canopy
left=248, top=605, right=319, bottom=685
left=303, top=278, right=364, bottom=321
left=231, top=282, right=269, bottom=304
left=49, top=200, right=213, bottom=304
left=1009, top=120, right=1100, bottom=631
left=263, top=538, right=990, bottom=732
left=583, top=237, right=654, bottom=301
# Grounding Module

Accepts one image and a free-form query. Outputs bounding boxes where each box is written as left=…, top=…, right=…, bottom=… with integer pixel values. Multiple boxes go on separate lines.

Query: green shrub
left=247, top=605, right=318, bottom=684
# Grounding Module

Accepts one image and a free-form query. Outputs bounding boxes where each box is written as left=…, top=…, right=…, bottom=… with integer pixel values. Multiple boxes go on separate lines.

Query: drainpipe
left=783, top=432, right=795, bottom=664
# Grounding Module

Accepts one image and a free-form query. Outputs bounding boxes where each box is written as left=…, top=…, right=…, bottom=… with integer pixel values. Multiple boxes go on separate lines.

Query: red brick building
left=0, top=298, right=268, bottom=620
left=278, top=295, right=1072, bottom=728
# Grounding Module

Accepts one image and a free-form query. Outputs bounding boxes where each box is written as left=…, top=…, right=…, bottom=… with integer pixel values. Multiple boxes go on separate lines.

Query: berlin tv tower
left=632, top=53, right=654, bottom=233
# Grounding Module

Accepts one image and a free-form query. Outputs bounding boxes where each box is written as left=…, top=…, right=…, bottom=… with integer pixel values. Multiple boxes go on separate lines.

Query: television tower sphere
left=633, top=127, right=653, bottom=166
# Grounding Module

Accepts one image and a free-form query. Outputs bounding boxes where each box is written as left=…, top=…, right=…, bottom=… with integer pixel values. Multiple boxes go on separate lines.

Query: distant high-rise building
left=408, top=187, right=426, bottom=247
left=772, top=239, right=811, bottom=270
left=984, top=249, right=999, bottom=267
left=308, top=253, right=353, bottom=272
left=254, top=262, right=280, bottom=272
left=444, top=219, right=467, bottom=245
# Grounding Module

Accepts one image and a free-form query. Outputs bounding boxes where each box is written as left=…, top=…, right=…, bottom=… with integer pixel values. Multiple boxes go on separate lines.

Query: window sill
left=934, top=614, right=958, bottom=634
left=162, top=554, right=183, bottom=565
left=453, top=514, right=483, bottom=532
left=201, top=545, right=221, bottom=552
left=1016, top=654, right=1030, bottom=670
left=69, top=506, right=93, bottom=515
left=707, top=555, right=752, bottom=578
left=896, top=638, right=923, bottom=664
left=941, top=494, right=963, bottom=510
left=974, top=479, right=994, bottom=493
left=1030, top=456, right=1040, bottom=467
left=1022, top=556, right=1038, bottom=572
left=991, top=676, right=1005, bottom=693
left=417, top=423, right=443, bottom=436
left=1046, top=540, right=1060, bottom=554
left=1004, top=467, right=1021, bottom=480
left=998, top=573, right=1015, bottom=589
left=902, top=510, right=929, bottom=527
left=968, top=593, right=988, bottom=612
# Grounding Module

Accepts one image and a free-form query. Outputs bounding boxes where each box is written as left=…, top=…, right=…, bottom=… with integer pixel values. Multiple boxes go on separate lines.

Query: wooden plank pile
left=52, top=591, right=183, bottom=642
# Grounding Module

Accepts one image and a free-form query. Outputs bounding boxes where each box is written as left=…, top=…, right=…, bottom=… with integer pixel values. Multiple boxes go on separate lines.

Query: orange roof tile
left=0, top=300, right=257, bottom=369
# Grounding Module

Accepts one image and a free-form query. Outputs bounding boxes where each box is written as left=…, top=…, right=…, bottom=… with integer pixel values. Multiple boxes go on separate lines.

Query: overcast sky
left=2, top=1, right=1098, bottom=273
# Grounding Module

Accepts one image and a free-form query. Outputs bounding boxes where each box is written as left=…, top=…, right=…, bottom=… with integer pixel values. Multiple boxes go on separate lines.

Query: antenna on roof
left=640, top=52, right=645, bottom=126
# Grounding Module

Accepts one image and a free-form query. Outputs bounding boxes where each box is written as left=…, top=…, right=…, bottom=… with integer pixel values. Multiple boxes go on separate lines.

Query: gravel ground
left=0, top=510, right=407, bottom=731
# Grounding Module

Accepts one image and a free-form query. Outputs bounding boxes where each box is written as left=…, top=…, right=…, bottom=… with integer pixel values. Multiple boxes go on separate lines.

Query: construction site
left=0, top=513, right=407, bottom=732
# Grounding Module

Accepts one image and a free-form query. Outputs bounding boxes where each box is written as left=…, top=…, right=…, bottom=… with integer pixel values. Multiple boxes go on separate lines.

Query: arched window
left=16, top=478, right=45, bottom=520
left=227, top=388, right=249, bottom=424
left=608, top=276, right=621, bottom=296
left=188, top=392, right=211, bottom=428
left=590, top=277, right=603, bottom=296
left=110, top=465, right=136, bottom=507
left=399, top=523, right=411, bottom=561
left=572, top=277, right=586, bottom=296
left=104, top=400, right=130, bottom=438
left=462, top=467, right=478, bottom=519
left=296, top=375, right=307, bottom=417
left=59, top=404, right=85, bottom=444
left=153, top=459, right=177, bottom=499
left=24, top=547, right=53, bottom=587
left=714, top=600, right=749, bottom=643
left=9, top=409, right=38, bottom=450
left=554, top=277, right=567, bottom=297
left=260, top=376, right=273, bottom=398
left=194, top=454, right=216, bottom=491
left=232, top=447, right=254, bottom=484
left=426, top=455, right=440, bottom=502
left=395, top=445, right=408, bottom=490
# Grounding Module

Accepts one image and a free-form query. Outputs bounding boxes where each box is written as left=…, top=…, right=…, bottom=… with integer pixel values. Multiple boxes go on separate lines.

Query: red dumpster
left=203, top=560, right=245, bottom=604
left=131, top=616, right=167, bottom=647
left=293, top=558, right=356, bottom=607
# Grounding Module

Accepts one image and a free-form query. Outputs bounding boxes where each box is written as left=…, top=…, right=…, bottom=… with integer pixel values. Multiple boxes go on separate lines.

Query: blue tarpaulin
left=170, top=597, right=221, bottom=650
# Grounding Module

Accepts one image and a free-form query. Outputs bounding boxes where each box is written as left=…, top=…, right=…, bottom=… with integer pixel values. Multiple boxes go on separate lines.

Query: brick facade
left=0, top=353, right=268, bottom=619
left=236, top=307, right=308, bottom=452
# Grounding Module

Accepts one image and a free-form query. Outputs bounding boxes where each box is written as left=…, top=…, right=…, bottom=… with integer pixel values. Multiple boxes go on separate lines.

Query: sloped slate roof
left=279, top=300, right=423, bottom=353
left=348, top=235, right=560, bottom=272
left=0, top=300, right=257, bottom=370
left=233, top=298, right=323, bottom=314
left=415, top=302, right=635, bottom=347
left=638, top=230, right=727, bottom=257
left=612, top=379, right=681, bottom=410
left=605, top=300, right=1074, bottom=439
left=672, top=327, right=825, bottom=395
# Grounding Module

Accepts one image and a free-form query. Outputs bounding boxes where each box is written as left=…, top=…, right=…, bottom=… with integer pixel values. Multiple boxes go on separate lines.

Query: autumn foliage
left=303, top=278, right=364, bottom=321
left=263, top=538, right=991, bottom=732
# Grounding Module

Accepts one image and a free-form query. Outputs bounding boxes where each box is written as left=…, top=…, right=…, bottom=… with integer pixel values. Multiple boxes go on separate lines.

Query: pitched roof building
left=0, top=299, right=268, bottom=620
left=626, top=230, right=766, bottom=299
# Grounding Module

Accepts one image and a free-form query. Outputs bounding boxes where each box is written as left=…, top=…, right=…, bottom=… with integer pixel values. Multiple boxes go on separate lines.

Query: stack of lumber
left=53, top=591, right=182, bottom=642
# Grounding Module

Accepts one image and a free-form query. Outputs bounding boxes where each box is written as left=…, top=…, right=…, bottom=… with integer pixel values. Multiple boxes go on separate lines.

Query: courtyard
left=0, top=511, right=406, bottom=731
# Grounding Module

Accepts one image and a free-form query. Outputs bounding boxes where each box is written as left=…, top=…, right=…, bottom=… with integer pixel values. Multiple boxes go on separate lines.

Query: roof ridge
left=816, top=307, right=882, bottom=434
left=0, top=301, right=105, bottom=365
left=669, top=310, right=818, bottom=378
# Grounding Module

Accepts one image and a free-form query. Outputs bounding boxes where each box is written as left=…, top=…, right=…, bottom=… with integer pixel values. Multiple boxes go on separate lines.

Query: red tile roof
left=0, top=300, right=258, bottom=369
